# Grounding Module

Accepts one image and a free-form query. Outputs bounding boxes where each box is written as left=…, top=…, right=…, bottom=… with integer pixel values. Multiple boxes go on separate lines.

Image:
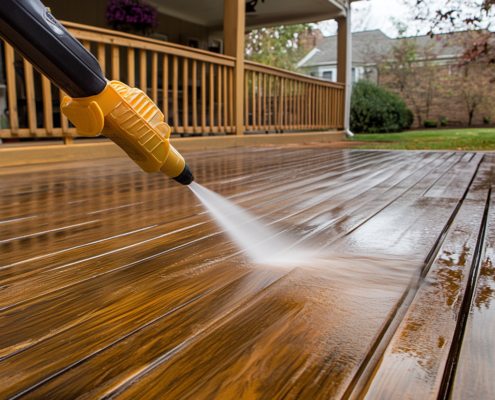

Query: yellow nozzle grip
left=61, top=81, right=187, bottom=179
left=60, top=100, right=104, bottom=137
left=160, top=145, right=185, bottom=178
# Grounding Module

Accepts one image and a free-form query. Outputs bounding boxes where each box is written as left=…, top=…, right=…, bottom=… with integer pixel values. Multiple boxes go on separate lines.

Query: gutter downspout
left=344, top=0, right=354, bottom=137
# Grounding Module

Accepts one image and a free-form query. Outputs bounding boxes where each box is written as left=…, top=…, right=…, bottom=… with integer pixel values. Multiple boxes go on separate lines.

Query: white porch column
left=223, top=0, right=245, bottom=135
left=336, top=1, right=353, bottom=136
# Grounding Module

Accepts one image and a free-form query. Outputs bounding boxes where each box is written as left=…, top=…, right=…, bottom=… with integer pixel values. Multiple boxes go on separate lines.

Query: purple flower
left=106, top=0, right=159, bottom=34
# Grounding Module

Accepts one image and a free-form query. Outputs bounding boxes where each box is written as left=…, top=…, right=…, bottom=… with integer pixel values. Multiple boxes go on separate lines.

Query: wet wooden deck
left=1, top=148, right=494, bottom=399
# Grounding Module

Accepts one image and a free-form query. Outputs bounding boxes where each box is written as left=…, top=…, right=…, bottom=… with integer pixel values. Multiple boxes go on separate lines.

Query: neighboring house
left=298, top=30, right=391, bottom=83
left=298, top=30, right=464, bottom=84
left=299, top=29, right=493, bottom=127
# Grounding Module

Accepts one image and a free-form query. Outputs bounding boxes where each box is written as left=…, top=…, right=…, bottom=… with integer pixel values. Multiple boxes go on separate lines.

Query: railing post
left=223, top=0, right=245, bottom=135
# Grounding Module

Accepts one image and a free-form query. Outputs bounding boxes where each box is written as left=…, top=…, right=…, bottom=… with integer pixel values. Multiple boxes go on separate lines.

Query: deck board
left=451, top=156, right=495, bottom=400
left=0, top=148, right=493, bottom=399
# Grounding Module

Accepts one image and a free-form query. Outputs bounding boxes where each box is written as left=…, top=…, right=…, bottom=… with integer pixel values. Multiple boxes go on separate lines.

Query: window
left=322, top=71, right=333, bottom=81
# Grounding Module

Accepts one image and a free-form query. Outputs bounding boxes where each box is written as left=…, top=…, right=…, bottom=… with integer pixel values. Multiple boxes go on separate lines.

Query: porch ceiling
left=147, top=0, right=345, bottom=31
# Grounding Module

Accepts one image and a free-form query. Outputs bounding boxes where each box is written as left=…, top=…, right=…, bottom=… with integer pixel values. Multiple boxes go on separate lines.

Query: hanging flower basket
left=105, top=0, right=160, bottom=36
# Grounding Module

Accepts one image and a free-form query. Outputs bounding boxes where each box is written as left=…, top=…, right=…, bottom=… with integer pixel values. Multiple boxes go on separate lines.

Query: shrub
left=484, top=116, right=491, bottom=124
left=403, top=109, right=414, bottom=129
left=423, top=119, right=438, bottom=128
left=350, top=80, right=407, bottom=133
left=441, top=117, right=448, bottom=126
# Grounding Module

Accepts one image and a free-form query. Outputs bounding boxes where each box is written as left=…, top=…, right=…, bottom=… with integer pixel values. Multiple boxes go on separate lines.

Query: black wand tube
left=0, top=0, right=107, bottom=98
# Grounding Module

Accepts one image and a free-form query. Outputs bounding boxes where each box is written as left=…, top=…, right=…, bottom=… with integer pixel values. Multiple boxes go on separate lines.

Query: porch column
left=223, top=0, right=245, bottom=135
left=336, top=1, right=353, bottom=136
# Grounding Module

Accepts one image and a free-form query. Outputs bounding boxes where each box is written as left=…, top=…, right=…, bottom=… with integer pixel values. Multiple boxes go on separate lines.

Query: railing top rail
left=61, top=21, right=236, bottom=67
left=244, top=60, right=345, bottom=88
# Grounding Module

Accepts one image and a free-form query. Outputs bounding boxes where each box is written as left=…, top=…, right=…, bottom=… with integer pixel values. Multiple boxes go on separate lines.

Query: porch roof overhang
left=147, top=0, right=346, bottom=32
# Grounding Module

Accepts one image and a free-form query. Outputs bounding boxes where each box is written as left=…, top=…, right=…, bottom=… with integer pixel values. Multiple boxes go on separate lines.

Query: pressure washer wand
left=0, top=0, right=194, bottom=185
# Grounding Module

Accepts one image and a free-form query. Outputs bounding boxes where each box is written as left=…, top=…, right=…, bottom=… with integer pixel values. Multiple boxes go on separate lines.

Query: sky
left=317, top=0, right=495, bottom=38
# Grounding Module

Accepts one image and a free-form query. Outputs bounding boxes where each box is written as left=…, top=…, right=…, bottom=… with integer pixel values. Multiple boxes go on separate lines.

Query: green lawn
left=347, top=128, right=495, bottom=151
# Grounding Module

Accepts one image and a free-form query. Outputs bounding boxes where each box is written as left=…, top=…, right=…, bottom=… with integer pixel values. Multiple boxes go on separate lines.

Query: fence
left=0, top=22, right=344, bottom=140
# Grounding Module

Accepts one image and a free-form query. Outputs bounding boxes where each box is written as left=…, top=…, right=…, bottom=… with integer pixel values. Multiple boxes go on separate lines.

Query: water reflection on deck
left=0, top=148, right=493, bottom=399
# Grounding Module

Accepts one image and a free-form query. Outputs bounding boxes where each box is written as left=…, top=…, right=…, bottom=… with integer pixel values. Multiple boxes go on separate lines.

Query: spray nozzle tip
left=173, top=163, right=194, bottom=185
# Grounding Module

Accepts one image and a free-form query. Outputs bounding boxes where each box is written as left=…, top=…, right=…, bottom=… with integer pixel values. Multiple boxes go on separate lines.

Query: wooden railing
left=244, top=62, right=344, bottom=132
left=0, top=22, right=344, bottom=140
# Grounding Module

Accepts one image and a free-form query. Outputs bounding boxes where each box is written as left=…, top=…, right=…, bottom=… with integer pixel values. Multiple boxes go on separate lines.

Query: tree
left=245, top=24, right=315, bottom=71
left=378, top=38, right=440, bottom=126
left=413, top=0, right=495, bottom=34
left=461, top=72, right=485, bottom=125
left=412, top=0, right=495, bottom=74
left=447, top=31, right=495, bottom=124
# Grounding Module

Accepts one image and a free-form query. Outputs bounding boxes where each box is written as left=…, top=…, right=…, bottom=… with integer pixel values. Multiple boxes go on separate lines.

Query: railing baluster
left=324, top=87, right=327, bottom=128
left=217, top=64, right=221, bottom=132
left=320, top=85, right=323, bottom=128
left=331, top=87, right=335, bottom=127
left=270, top=75, right=274, bottom=130
left=172, top=56, right=178, bottom=133
left=23, top=60, right=37, bottom=135
left=228, top=67, right=233, bottom=132
left=322, top=87, right=326, bottom=128
left=304, top=83, right=311, bottom=129
left=244, top=70, right=248, bottom=130
left=280, top=78, right=285, bottom=131
left=41, top=76, right=53, bottom=135
left=251, top=71, right=256, bottom=131
left=257, top=72, right=263, bottom=130
left=201, top=62, right=206, bottom=134
left=316, top=86, right=322, bottom=129
left=309, top=84, right=312, bottom=129
left=280, top=77, right=284, bottom=131
left=140, top=49, right=146, bottom=93
left=5, top=43, right=19, bottom=135
left=192, top=59, right=197, bottom=133
left=323, top=86, right=326, bottom=128
left=127, top=48, right=135, bottom=87
left=82, top=40, right=91, bottom=51
left=274, top=77, right=278, bottom=131
left=112, top=45, right=120, bottom=81
left=293, top=81, right=296, bottom=130
left=97, top=43, right=106, bottom=77
left=317, top=85, right=320, bottom=129
left=311, top=84, right=315, bottom=129
left=315, top=85, right=318, bottom=129
left=223, top=65, right=227, bottom=133
left=280, top=76, right=283, bottom=130
left=327, top=87, right=331, bottom=128
left=162, top=54, right=168, bottom=125
left=333, top=90, right=339, bottom=127
left=297, top=81, right=300, bottom=130
left=59, top=89, right=71, bottom=137
left=183, top=57, right=188, bottom=133
left=283, top=78, right=287, bottom=131
left=286, top=79, right=292, bottom=129
left=209, top=63, right=214, bottom=133
left=260, top=73, right=266, bottom=131
left=151, top=51, right=158, bottom=103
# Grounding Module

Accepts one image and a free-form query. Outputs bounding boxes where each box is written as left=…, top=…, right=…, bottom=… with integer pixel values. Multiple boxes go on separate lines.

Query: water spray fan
left=0, top=0, right=194, bottom=185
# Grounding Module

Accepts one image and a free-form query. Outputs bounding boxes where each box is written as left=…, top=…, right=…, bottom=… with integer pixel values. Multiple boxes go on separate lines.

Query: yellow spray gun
left=0, top=0, right=194, bottom=185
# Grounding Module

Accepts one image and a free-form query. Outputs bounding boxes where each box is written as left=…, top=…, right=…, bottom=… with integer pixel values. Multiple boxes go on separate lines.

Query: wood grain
left=0, top=149, right=492, bottom=399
